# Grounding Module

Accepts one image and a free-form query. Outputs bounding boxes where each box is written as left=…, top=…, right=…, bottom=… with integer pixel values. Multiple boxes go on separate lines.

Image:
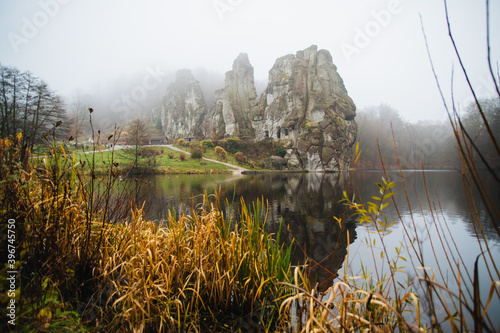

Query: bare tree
left=67, top=92, right=90, bottom=148
left=125, top=118, right=149, bottom=169
left=0, top=64, right=66, bottom=153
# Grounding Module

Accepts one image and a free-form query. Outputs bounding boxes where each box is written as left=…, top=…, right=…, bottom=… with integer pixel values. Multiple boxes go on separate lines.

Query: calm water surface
left=140, top=171, right=500, bottom=328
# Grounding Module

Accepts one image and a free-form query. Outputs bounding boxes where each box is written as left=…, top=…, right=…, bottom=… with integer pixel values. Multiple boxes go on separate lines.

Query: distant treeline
left=355, top=101, right=500, bottom=170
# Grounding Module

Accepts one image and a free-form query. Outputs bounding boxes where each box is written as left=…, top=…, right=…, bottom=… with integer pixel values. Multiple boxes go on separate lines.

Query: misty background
left=0, top=0, right=499, bottom=132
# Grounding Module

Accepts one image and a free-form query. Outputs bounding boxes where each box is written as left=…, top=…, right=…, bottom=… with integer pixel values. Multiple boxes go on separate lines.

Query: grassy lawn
left=105, top=146, right=234, bottom=174
left=33, top=145, right=235, bottom=174
left=33, top=142, right=271, bottom=173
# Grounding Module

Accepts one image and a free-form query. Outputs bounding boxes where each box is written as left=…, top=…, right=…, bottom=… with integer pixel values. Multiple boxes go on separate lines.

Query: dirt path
left=165, top=145, right=249, bottom=175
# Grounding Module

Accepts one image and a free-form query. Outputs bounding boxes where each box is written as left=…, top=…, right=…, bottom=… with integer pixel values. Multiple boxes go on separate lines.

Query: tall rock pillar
left=160, top=69, right=207, bottom=139
left=203, top=53, right=257, bottom=138
left=253, top=45, right=357, bottom=171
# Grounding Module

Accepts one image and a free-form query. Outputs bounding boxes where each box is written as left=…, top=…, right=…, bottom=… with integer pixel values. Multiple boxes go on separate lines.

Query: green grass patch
left=45, top=146, right=236, bottom=174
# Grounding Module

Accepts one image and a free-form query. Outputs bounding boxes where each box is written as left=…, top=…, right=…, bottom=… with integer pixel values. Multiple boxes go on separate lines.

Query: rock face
left=160, top=69, right=207, bottom=138
left=158, top=46, right=357, bottom=171
left=203, top=53, right=257, bottom=138
left=253, top=45, right=357, bottom=171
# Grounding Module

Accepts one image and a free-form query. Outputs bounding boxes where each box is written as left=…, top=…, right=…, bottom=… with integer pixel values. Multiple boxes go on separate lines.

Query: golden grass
left=98, top=194, right=294, bottom=332
left=279, top=267, right=424, bottom=332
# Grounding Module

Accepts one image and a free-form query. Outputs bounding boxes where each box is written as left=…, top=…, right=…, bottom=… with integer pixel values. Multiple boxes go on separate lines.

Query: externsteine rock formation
left=203, top=53, right=257, bottom=138
left=157, top=46, right=357, bottom=171
left=160, top=69, right=206, bottom=138
left=253, top=45, right=357, bottom=171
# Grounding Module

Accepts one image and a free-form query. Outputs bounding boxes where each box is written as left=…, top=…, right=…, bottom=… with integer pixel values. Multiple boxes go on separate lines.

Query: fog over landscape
left=2, top=1, right=500, bottom=332
left=1, top=0, right=499, bottom=124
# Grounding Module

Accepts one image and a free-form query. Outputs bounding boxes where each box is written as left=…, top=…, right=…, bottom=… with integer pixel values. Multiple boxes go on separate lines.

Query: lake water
left=139, top=170, right=500, bottom=328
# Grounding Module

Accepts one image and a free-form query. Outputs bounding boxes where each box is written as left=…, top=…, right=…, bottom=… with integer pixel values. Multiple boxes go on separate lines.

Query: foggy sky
left=0, top=0, right=498, bottom=123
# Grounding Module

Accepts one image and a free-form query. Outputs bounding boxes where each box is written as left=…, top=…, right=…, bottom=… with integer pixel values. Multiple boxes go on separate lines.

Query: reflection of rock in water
left=229, top=173, right=358, bottom=291
left=279, top=173, right=357, bottom=291
left=141, top=173, right=359, bottom=290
